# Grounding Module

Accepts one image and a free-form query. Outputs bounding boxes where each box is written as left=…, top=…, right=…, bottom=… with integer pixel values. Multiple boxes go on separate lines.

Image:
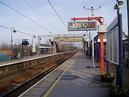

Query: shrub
left=101, top=73, right=114, bottom=83
left=109, top=86, right=129, bottom=97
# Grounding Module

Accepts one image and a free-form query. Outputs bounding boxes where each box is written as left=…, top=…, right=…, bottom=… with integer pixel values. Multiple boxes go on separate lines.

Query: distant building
left=39, top=44, right=52, bottom=54
left=0, top=49, right=15, bottom=62
left=0, top=49, right=15, bottom=56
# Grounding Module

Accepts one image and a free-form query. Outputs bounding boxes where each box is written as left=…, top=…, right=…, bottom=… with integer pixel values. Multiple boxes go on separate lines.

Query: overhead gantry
left=53, top=34, right=87, bottom=53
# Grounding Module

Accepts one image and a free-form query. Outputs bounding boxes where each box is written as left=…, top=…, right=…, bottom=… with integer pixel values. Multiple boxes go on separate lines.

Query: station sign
left=54, top=37, right=83, bottom=42
left=68, top=21, right=97, bottom=31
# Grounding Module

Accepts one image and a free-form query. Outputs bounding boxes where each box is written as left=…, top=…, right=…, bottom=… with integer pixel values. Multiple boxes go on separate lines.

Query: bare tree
left=0, top=43, right=9, bottom=49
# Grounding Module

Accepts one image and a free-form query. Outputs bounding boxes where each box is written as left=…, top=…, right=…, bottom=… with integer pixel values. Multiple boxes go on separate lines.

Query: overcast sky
left=0, top=0, right=127, bottom=44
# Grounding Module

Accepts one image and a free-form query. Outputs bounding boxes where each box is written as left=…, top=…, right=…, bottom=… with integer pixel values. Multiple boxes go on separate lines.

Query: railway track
left=0, top=52, right=76, bottom=97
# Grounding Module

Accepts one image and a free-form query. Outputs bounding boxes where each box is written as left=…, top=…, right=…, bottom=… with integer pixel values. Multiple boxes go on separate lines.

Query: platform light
left=114, top=0, right=124, bottom=10
left=97, top=39, right=107, bottom=42
left=117, top=1, right=124, bottom=5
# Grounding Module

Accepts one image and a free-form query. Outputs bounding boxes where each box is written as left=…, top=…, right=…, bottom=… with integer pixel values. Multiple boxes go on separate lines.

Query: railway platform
left=19, top=51, right=109, bottom=97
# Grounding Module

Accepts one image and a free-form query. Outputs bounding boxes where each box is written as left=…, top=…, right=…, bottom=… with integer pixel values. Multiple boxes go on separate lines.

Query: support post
left=92, top=39, right=95, bottom=67
left=83, top=41, right=86, bottom=54
left=100, top=32, right=104, bottom=75
left=115, top=0, right=123, bottom=88
left=116, top=13, right=123, bottom=88
left=11, top=30, right=13, bottom=51
left=99, top=24, right=106, bottom=75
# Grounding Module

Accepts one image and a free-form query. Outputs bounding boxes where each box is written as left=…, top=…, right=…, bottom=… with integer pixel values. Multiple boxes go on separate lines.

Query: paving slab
left=45, top=52, right=109, bottom=97
left=19, top=51, right=109, bottom=97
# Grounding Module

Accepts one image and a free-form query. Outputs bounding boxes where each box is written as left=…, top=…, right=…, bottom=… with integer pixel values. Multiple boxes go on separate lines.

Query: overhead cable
left=0, top=1, right=48, bottom=32
left=0, top=24, right=34, bottom=36
left=48, top=0, right=67, bottom=30
left=23, top=0, right=58, bottom=33
left=0, top=24, right=11, bottom=30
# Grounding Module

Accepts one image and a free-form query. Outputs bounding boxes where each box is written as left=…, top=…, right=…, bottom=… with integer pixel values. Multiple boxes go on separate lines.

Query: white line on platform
left=18, top=64, right=65, bottom=97
left=43, top=57, right=75, bottom=97
left=18, top=54, right=76, bottom=97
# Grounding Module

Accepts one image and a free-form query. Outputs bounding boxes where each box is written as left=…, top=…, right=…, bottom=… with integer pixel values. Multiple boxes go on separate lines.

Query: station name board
left=68, top=21, right=97, bottom=31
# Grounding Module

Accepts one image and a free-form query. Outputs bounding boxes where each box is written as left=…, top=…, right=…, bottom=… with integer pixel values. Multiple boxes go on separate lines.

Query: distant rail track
left=0, top=51, right=77, bottom=97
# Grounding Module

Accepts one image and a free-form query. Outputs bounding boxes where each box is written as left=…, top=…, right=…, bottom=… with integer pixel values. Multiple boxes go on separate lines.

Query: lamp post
left=11, top=27, right=16, bottom=53
left=71, top=17, right=105, bottom=74
left=32, top=35, right=36, bottom=44
left=114, top=0, right=124, bottom=88
left=32, top=35, right=36, bottom=55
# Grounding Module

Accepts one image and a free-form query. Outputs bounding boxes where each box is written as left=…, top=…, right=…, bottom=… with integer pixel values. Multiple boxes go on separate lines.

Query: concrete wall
left=0, top=51, right=76, bottom=78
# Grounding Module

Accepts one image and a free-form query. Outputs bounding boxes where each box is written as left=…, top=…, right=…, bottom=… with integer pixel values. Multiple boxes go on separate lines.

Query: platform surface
left=19, top=51, right=109, bottom=97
